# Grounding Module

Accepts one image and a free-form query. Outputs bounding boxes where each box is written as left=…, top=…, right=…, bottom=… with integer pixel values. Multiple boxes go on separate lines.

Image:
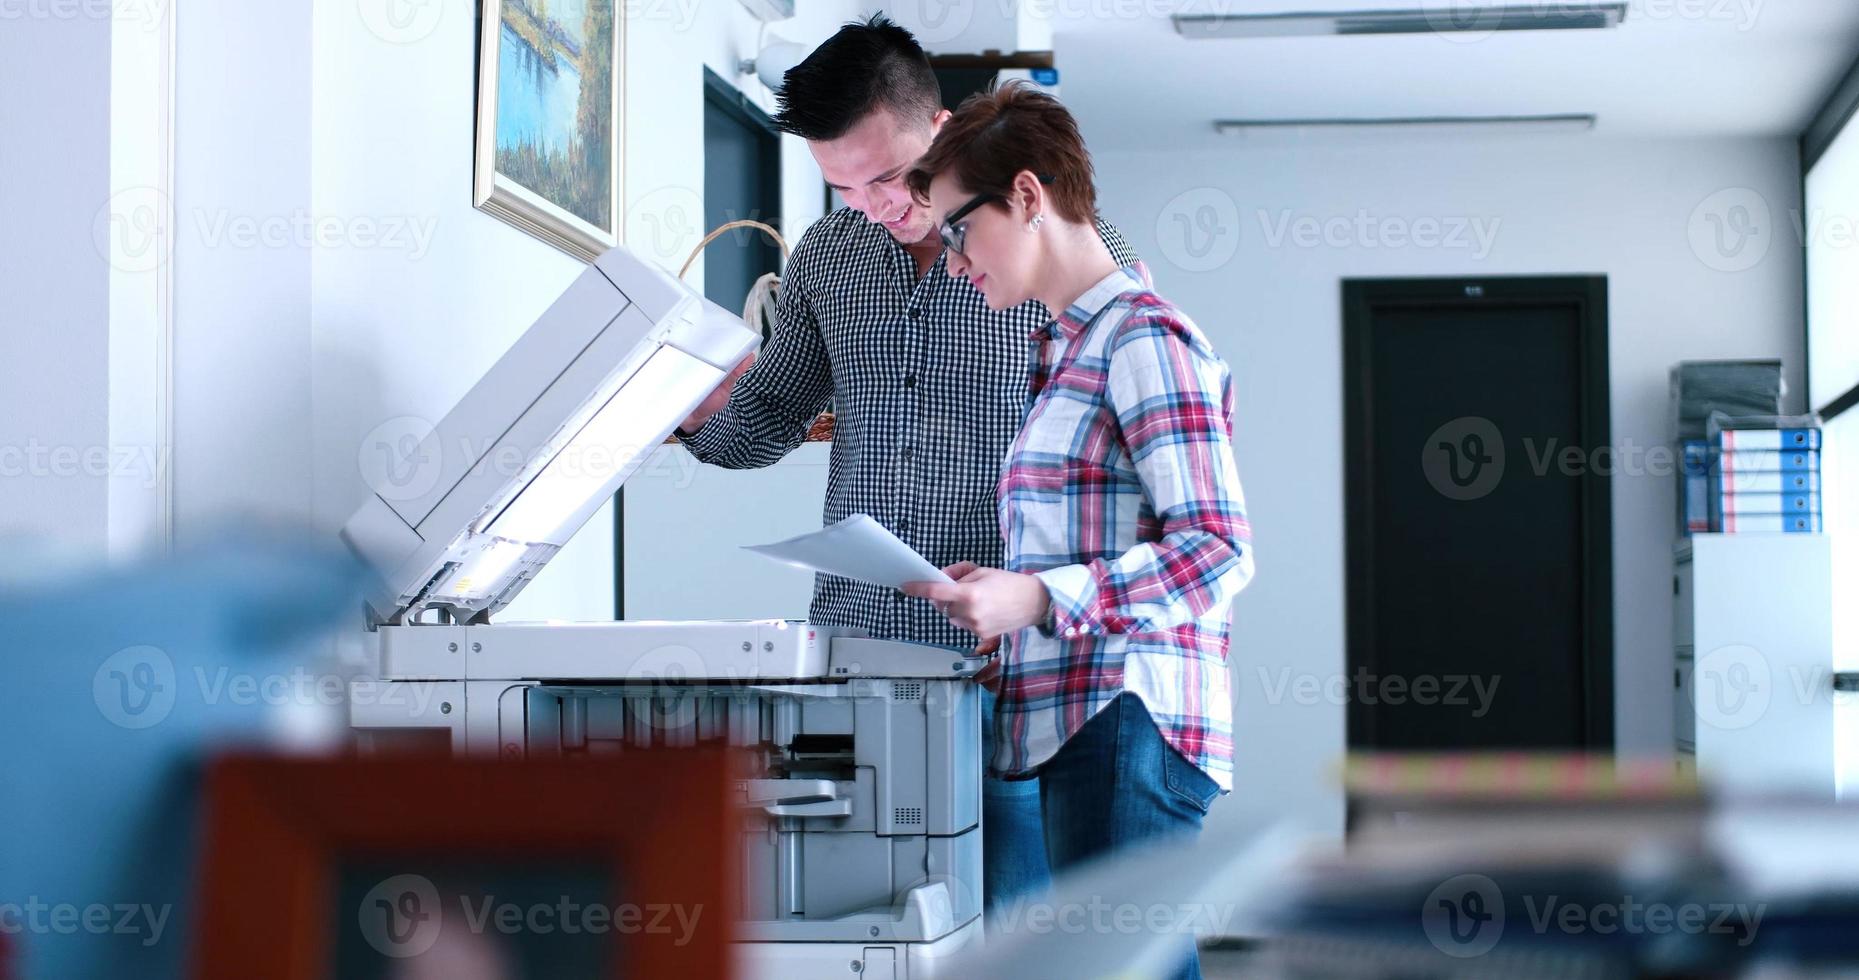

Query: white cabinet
left=1674, top=534, right=1838, bottom=798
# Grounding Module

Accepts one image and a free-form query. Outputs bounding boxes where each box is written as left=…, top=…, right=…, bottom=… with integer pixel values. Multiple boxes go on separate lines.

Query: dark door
left=702, top=68, right=782, bottom=328
left=1344, top=277, right=1613, bottom=752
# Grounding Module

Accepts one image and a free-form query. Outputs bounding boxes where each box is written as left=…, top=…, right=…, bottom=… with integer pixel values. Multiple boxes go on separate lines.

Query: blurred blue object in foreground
left=0, top=527, right=361, bottom=980
left=3, top=526, right=363, bottom=652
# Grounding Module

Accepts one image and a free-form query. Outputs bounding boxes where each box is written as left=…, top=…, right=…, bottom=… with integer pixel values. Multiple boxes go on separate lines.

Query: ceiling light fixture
left=1213, top=114, right=1599, bottom=141
left=1175, top=4, right=1627, bottom=40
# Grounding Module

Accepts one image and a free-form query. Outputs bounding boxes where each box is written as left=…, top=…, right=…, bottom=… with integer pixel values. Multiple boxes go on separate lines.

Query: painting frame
left=474, top=0, right=625, bottom=262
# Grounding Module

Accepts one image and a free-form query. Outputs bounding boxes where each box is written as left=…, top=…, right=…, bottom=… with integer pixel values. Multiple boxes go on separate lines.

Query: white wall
left=0, top=0, right=864, bottom=607
left=173, top=0, right=316, bottom=536
left=622, top=441, right=829, bottom=618
left=0, top=11, right=113, bottom=552
left=308, top=0, right=861, bottom=622
left=1083, top=135, right=1805, bottom=840
left=309, top=0, right=594, bottom=617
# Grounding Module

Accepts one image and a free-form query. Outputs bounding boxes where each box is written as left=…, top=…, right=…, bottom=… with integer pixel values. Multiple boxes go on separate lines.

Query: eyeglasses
left=937, top=174, right=1055, bottom=257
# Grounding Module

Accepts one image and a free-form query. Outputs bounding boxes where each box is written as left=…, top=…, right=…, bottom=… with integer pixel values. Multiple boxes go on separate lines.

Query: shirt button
left=903, top=375, right=917, bottom=389
left=1064, top=627, right=1078, bottom=638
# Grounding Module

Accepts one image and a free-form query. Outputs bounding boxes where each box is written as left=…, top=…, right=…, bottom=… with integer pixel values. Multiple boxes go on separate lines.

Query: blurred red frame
left=191, top=750, right=736, bottom=979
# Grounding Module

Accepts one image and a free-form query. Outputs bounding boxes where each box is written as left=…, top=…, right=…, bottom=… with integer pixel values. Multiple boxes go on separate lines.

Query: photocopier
left=339, top=246, right=986, bottom=978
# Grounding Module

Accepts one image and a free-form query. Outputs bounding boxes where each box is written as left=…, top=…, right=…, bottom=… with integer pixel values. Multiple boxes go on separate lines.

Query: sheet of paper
left=743, top=514, right=953, bottom=589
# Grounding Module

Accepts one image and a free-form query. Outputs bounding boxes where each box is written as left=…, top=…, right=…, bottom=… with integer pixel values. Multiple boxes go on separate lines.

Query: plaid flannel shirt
left=995, top=265, right=1253, bottom=789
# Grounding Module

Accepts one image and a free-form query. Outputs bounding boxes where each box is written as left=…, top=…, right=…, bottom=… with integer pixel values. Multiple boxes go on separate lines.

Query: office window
left=1828, top=411, right=1858, bottom=667
left=1806, top=81, right=1859, bottom=675
left=1806, top=120, right=1859, bottom=408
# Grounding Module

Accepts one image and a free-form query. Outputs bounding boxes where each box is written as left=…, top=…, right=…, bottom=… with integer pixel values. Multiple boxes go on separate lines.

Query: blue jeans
left=980, top=686, right=1051, bottom=924
left=1038, top=693, right=1220, bottom=980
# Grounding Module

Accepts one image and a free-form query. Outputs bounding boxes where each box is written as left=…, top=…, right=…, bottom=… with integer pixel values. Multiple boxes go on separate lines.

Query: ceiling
left=1038, top=0, right=1859, bottom=150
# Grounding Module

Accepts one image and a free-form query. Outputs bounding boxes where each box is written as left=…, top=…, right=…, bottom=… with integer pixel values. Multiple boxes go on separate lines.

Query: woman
left=901, top=83, right=1254, bottom=980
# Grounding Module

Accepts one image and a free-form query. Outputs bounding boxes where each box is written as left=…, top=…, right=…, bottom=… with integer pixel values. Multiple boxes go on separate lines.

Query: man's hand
left=679, top=350, right=756, bottom=434
left=902, top=562, right=1051, bottom=640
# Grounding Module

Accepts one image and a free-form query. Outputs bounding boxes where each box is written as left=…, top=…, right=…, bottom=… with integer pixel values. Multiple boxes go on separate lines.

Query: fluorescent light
left=486, top=347, right=724, bottom=543
left=1175, top=4, right=1627, bottom=40
left=1214, top=114, right=1597, bottom=142
left=444, top=539, right=531, bottom=600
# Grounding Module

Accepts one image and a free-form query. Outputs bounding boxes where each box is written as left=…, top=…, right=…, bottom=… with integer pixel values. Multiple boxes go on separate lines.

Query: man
left=674, top=14, right=1139, bottom=923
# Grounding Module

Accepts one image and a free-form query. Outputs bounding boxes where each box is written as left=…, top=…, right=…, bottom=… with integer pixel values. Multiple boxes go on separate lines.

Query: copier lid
left=340, top=247, right=758, bottom=625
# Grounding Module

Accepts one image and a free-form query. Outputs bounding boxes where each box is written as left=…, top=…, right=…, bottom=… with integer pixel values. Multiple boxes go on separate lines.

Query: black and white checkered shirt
left=680, top=206, right=1138, bottom=649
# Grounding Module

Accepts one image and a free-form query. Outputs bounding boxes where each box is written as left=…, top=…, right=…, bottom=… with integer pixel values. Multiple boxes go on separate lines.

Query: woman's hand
left=903, top=562, right=1051, bottom=639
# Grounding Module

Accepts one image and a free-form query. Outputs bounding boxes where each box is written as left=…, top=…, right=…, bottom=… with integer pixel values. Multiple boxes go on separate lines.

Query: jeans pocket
left=1161, top=747, right=1220, bottom=815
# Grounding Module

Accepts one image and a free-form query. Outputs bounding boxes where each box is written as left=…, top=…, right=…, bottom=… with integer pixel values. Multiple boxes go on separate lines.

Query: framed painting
left=474, top=0, right=624, bottom=262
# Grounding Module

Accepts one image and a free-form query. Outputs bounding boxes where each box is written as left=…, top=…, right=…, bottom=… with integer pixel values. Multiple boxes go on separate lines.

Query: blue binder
left=1718, top=449, right=1820, bottom=472
left=1717, top=469, right=1821, bottom=494
left=1718, top=427, right=1822, bottom=451
left=1716, top=492, right=1821, bottom=515
left=1717, top=512, right=1822, bottom=533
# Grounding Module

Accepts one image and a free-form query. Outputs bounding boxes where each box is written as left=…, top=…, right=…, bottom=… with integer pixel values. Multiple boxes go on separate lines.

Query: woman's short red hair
left=906, top=81, right=1096, bottom=224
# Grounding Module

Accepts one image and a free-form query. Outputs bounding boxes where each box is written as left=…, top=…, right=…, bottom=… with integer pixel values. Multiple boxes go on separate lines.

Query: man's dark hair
left=773, top=13, right=942, bottom=142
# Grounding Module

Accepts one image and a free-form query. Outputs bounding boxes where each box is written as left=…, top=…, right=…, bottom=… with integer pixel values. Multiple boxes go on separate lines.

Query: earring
left=1027, top=213, right=1045, bottom=232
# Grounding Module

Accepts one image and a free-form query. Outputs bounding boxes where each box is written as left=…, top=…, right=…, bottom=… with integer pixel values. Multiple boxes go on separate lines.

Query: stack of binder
left=1708, top=420, right=1823, bottom=533
left=1669, top=360, right=1784, bottom=536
